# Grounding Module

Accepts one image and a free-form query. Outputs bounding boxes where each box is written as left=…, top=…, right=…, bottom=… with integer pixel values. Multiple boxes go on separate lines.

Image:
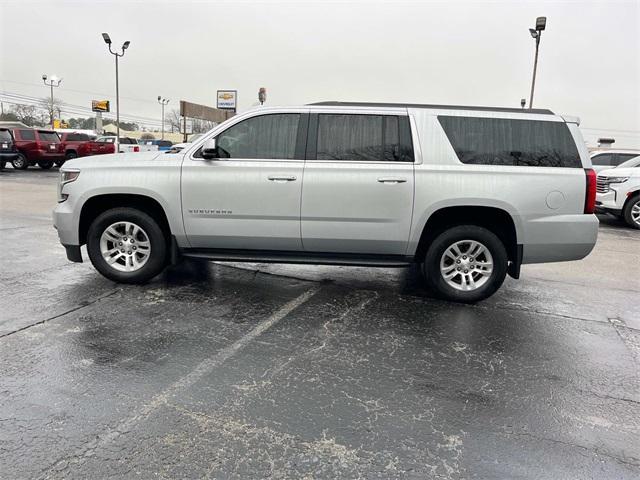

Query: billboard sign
left=180, top=116, right=194, bottom=134
left=92, top=100, right=110, bottom=112
left=216, top=90, right=237, bottom=111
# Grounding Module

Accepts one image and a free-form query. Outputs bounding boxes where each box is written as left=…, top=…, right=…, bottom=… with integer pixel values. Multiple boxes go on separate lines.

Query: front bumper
left=0, top=152, right=19, bottom=162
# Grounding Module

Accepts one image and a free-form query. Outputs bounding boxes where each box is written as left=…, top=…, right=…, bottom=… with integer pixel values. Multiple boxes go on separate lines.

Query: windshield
left=188, top=133, right=203, bottom=143
left=616, top=156, right=640, bottom=168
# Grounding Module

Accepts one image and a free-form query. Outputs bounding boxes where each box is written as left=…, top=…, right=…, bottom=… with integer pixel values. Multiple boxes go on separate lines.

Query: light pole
left=102, top=33, right=130, bottom=152
left=42, top=74, right=62, bottom=129
left=528, top=16, right=547, bottom=109
left=157, top=96, right=170, bottom=140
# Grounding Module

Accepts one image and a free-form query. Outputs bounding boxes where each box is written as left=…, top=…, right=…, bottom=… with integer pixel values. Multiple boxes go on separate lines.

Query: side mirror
left=201, top=138, right=218, bottom=159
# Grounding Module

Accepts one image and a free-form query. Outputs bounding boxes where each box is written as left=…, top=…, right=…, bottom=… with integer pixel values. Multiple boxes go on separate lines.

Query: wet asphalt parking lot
left=0, top=166, right=639, bottom=479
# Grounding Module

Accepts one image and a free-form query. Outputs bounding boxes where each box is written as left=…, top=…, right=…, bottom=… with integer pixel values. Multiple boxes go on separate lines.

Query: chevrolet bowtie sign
left=91, top=100, right=110, bottom=112
left=216, top=90, right=237, bottom=111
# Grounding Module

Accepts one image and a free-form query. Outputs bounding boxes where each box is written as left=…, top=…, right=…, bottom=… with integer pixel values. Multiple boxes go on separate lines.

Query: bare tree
left=11, top=104, right=48, bottom=127
left=165, top=108, right=181, bottom=133
left=39, top=96, right=64, bottom=126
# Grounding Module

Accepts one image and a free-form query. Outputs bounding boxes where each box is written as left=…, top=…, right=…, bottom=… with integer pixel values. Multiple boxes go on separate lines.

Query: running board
left=181, top=249, right=414, bottom=268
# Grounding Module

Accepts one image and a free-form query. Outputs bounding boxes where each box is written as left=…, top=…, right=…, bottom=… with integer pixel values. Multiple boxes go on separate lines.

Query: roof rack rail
left=308, top=101, right=554, bottom=115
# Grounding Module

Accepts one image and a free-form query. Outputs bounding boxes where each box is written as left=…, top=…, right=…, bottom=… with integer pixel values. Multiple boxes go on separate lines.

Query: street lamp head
left=536, top=16, right=547, bottom=31
left=520, top=98, right=526, bottom=109
left=122, top=40, right=130, bottom=50
left=102, top=32, right=112, bottom=45
left=529, top=28, right=538, bottom=38
left=42, top=74, right=47, bottom=80
left=158, top=95, right=161, bottom=101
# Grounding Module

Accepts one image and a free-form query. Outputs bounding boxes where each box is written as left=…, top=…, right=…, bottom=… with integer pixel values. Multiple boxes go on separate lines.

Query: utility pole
left=102, top=33, right=130, bottom=152
left=42, top=74, right=62, bottom=129
left=528, top=16, right=547, bottom=109
left=157, top=96, right=170, bottom=140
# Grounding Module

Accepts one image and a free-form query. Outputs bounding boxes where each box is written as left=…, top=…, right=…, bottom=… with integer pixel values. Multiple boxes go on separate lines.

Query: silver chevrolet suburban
left=53, top=102, right=599, bottom=302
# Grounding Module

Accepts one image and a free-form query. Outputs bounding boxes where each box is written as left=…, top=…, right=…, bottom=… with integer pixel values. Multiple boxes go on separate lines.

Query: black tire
left=0, top=161, right=5, bottom=170
left=65, top=151, right=78, bottom=161
left=87, top=207, right=168, bottom=283
left=422, top=225, right=508, bottom=303
left=622, top=195, right=640, bottom=230
left=38, top=161, right=54, bottom=169
left=12, top=153, right=28, bottom=170
left=55, top=160, right=66, bottom=167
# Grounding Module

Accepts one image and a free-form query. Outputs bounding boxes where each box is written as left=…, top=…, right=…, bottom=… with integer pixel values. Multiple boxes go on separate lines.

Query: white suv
left=596, top=155, right=640, bottom=229
left=53, top=102, right=599, bottom=303
left=590, top=149, right=640, bottom=173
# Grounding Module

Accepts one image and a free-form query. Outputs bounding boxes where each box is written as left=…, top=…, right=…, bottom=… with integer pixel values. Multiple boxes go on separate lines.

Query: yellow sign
left=92, top=100, right=110, bottom=112
left=53, top=119, right=69, bottom=129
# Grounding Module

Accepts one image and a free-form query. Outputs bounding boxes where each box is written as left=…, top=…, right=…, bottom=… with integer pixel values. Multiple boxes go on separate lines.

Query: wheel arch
left=79, top=193, right=172, bottom=246
left=413, top=204, right=520, bottom=276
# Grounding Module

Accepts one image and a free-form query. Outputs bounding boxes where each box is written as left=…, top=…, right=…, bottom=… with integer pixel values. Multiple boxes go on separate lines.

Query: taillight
left=584, top=168, right=596, bottom=214
left=133, top=146, right=140, bottom=152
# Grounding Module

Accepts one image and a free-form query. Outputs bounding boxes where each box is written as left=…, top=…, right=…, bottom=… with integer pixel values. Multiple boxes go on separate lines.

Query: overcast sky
left=1, top=0, right=639, bottom=146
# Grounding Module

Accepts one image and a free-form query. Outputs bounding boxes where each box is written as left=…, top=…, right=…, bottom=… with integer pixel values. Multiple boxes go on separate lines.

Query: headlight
left=58, top=169, right=80, bottom=202
left=601, top=176, right=629, bottom=184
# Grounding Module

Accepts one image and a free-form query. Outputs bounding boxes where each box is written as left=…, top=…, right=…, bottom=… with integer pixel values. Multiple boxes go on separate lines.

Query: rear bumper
left=522, top=214, right=598, bottom=264
left=30, top=150, right=65, bottom=161
left=0, top=152, right=18, bottom=161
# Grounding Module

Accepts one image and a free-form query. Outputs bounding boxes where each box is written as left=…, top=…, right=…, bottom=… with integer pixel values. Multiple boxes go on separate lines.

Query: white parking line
left=44, top=286, right=322, bottom=475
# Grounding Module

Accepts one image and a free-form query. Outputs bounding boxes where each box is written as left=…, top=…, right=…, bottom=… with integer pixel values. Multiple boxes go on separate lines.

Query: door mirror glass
left=201, top=138, right=218, bottom=159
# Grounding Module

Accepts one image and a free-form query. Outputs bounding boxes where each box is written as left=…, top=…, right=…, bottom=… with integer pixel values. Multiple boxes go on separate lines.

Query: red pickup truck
left=59, top=132, right=116, bottom=164
left=11, top=128, right=65, bottom=169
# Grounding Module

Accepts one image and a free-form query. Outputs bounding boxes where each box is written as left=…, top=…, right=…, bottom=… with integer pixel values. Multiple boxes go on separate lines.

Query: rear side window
left=591, top=153, right=614, bottom=166
left=215, top=113, right=301, bottom=159
left=438, top=116, right=581, bottom=168
left=316, top=114, right=413, bottom=162
left=0, top=130, right=12, bottom=142
left=18, top=129, right=36, bottom=140
left=38, top=131, right=60, bottom=142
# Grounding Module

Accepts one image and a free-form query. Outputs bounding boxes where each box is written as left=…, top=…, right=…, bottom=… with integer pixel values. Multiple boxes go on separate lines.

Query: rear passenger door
left=301, top=112, right=415, bottom=255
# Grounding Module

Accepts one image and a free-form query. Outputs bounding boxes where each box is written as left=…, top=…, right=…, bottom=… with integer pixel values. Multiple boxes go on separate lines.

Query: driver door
left=181, top=111, right=307, bottom=251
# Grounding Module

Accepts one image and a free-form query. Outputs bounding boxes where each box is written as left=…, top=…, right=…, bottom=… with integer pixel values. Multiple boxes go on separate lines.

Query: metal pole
left=115, top=54, right=120, bottom=152
left=161, top=102, right=165, bottom=140
left=50, top=84, right=54, bottom=128
left=529, top=33, right=541, bottom=109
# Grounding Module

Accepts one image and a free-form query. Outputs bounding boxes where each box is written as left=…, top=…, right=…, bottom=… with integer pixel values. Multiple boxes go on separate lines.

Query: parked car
left=139, top=139, right=173, bottom=151
left=0, top=128, right=19, bottom=169
left=168, top=133, right=204, bottom=153
left=590, top=149, right=640, bottom=173
left=95, top=136, right=158, bottom=154
left=59, top=132, right=116, bottom=165
left=11, top=128, right=64, bottom=169
left=595, top=155, right=640, bottom=229
left=54, top=102, right=598, bottom=303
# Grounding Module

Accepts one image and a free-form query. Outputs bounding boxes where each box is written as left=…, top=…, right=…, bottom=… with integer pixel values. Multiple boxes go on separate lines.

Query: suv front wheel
left=623, top=195, right=640, bottom=230
left=12, top=153, right=28, bottom=170
left=423, top=225, right=508, bottom=303
left=87, top=208, right=167, bottom=283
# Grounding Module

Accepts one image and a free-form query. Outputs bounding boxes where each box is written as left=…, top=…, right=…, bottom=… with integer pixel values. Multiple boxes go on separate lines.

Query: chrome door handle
left=377, top=177, right=407, bottom=184
left=268, top=175, right=297, bottom=182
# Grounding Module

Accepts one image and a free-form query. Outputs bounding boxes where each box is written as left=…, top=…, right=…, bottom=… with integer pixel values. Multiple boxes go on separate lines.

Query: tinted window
left=438, top=116, right=581, bottom=168
left=616, top=156, right=640, bottom=169
left=0, top=130, right=12, bottom=142
left=216, top=113, right=300, bottom=159
left=119, top=137, right=137, bottom=144
left=316, top=114, right=412, bottom=162
left=157, top=140, right=172, bottom=147
left=615, top=153, right=638, bottom=166
left=591, top=153, right=614, bottom=166
left=18, top=129, right=36, bottom=141
left=66, top=133, right=89, bottom=141
left=38, top=131, right=60, bottom=142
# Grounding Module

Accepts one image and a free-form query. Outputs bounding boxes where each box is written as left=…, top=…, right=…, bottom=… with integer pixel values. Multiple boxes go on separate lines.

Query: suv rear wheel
left=12, top=153, right=28, bottom=170
left=423, top=225, right=508, bottom=303
left=87, top=208, right=167, bottom=283
left=623, top=195, right=640, bottom=230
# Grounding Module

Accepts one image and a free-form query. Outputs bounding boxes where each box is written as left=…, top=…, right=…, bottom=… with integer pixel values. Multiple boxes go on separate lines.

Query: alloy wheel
left=100, top=221, right=151, bottom=272
left=439, top=240, right=494, bottom=291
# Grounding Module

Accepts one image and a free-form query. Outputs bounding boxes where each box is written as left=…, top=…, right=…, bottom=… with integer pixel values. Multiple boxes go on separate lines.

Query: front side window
left=615, top=153, right=638, bottom=166
left=215, top=113, right=300, bottom=159
left=591, top=154, right=614, bottom=166
left=19, top=129, right=36, bottom=141
left=438, top=116, right=581, bottom=168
